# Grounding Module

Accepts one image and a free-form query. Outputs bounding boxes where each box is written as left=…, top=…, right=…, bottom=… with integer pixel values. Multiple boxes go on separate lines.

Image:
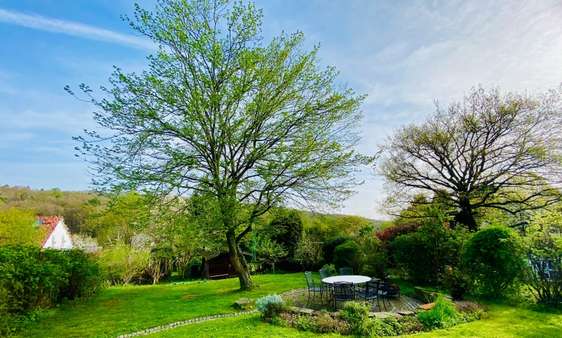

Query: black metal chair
left=339, top=267, right=353, bottom=275
left=357, top=279, right=381, bottom=310
left=319, top=268, right=332, bottom=301
left=304, top=271, right=322, bottom=305
left=378, top=280, right=400, bottom=311
left=332, top=281, right=354, bottom=310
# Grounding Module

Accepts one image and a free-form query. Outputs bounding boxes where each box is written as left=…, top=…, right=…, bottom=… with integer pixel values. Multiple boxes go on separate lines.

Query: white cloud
left=0, top=8, right=154, bottom=50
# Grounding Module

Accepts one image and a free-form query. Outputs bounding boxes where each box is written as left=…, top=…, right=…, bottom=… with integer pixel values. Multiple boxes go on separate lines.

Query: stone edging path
left=117, top=310, right=258, bottom=337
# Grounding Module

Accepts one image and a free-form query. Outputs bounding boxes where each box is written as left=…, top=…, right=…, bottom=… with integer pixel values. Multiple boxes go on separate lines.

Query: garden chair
left=378, top=280, right=400, bottom=311
left=332, top=281, right=354, bottom=310
left=357, top=280, right=381, bottom=310
left=304, top=271, right=322, bottom=306
left=339, top=267, right=353, bottom=275
left=319, top=268, right=332, bottom=301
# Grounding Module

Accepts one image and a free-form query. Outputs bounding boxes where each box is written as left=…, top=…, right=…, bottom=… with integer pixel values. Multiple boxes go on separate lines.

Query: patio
left=282, top=288, right=422, bottom=314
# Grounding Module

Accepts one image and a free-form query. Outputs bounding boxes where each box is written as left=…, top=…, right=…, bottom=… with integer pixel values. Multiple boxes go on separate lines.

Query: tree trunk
left=455, top=198, right=478, bottom=231
left=226, top=230, right=253, bottom=290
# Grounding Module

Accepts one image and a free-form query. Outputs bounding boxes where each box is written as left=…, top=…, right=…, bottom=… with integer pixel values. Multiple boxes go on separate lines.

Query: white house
left=37, top=216, right=73, bottom=250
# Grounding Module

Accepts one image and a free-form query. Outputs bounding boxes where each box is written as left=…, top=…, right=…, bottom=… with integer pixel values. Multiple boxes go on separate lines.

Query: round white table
left=322, top=275, right=371, bottom=284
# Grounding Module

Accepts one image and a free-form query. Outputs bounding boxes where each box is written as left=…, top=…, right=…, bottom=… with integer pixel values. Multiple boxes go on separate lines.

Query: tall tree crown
left=381, top=87, right=562, bottom=229
left=72, top=0, right=370, bottom=222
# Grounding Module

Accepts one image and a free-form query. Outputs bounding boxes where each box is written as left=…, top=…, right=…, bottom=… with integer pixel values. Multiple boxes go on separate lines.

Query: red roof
left=37, top=216, right=63, bottom=246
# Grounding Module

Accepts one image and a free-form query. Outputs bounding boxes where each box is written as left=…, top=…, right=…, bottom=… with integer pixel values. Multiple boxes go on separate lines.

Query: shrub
left=339, top=301, right=370, bottom=335
left=0, top=245, right=101, bottom=334
left=333, top=240, right=362, bottom=272
left=417, top=295, right=460, bottom=329
left=322, top=236, right=349, bottom=265
left=376, top=222, right=419, bottom=242
left=442, top=266, right=470, bottom=300
left=320, top=263, right=337, bottom=276
left=256, top=294, right=285, bottom=319
left=98, top=243, right=150, bottom=285
left=294, top=231, right=323, bottom=269
left=358, top=236, right=387, bottom=278
left=463, top=226, right=525, bottom=298
left=313, top=311, right=350, bottom=334
left=390, top=222, right=466, bottom=285
left=525, top=214, right=562, bottom=306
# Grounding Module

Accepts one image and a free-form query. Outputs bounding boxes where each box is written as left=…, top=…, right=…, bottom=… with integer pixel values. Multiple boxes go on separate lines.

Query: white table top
left=322, top=275, right=371, bottom=284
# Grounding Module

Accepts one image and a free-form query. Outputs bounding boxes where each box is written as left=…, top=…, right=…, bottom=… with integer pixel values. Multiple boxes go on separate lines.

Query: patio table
left=321, top=275, right=371, bottom=284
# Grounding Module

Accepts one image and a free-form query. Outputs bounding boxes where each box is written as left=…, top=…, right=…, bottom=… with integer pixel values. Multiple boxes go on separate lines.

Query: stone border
left=117, top=310, right=257, bottom=337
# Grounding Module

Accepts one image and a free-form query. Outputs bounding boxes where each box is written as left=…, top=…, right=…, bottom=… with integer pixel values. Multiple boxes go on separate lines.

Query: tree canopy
left=71, top=0, right=371, bottom=289
left=381, top=87, right=562, bottom=231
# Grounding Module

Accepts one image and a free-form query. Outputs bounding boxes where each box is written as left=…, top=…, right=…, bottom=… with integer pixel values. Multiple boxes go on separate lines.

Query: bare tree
left=381, top=87, right=562, bottom=231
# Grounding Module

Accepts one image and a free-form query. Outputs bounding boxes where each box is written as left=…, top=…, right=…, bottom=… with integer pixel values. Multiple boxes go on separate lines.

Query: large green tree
left=381, top=88, right=562, bottom=231
left=71, top=0, right=370, bottom=289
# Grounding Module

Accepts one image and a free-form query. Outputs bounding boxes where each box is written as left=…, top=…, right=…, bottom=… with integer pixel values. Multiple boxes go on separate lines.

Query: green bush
left=525, top=214, right=562, bottom=306
left=417, top=295, right=460, bottom=329
left=98, top=243, right=150, bottom=285
left=390, top=222, right=466, bottom=285
left=358, top=236, right=387, bottom=278
left=339, top=301, right=370, bottom=335
left=0, top=245, right=101, bottom=334
left=463, top=226, right=525, bottom=298
left=256, top=294, right=285, bottom=319
left=333, top=240, right=362, bottom=272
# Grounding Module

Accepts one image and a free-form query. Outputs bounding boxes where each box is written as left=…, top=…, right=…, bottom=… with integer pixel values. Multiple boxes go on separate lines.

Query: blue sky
left=1, top=0, right=562, bottom=219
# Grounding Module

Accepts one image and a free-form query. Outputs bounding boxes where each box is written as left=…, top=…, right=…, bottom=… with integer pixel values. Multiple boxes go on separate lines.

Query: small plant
left=294, top=314, right=315, bottom=331
left=256, top=294, right=285, bottom=320
left=313, top=311, right=350, bottom=334
left=340, top=301, right=370, bottom=335
left=320, top=263, right=337, bottom=276
left=417, top=295, right=460, bottom=329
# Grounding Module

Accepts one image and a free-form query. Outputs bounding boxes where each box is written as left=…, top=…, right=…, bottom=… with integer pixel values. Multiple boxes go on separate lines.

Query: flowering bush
left=256, top=294, right=285, bottom=319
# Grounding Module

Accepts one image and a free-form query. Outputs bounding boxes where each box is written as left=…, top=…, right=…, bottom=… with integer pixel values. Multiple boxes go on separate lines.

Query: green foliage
left=267, top=210, right=303, bottom=262
left=294, top=231, right=323, bottom=269
left=72, top=0, right=371, bottom=290
left=525, top=210, right=562, bottom=306
left=0, top=244, right=101, bottom=335
left=417, top=295, right=460, bottom=329
left=390, top=220, right=467, bottom=285
left=358, top=235, right=387, bottom=278
left=320, top=263, right=337, bottom=276
left=98, top=243, right=150, bottom=285
left=381, top=87, right=562, bottom=231
left=252, top=234, right=287, bottom=273
left=0, top=208, right=44, bottom=246
left=255, top=294, right=285, bottom=319
left=339, top=301, right=370, bottom=335
left=333, top=240, right=361, bottom=271
left=463, top=226, right=526, bottom=297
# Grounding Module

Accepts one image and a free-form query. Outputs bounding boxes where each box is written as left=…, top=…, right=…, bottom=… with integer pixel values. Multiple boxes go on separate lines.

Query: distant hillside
left=0, top=185, right=383, bottom=238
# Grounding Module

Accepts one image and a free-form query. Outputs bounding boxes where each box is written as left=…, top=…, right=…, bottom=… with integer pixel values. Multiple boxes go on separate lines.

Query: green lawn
left=19, top=273, right=306, bottom=337
left=18, top=273, right=562, bottom=338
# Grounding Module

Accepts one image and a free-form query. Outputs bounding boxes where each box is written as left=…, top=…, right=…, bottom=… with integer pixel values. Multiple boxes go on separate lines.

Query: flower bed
left=256, top=293, right=486, bottom=337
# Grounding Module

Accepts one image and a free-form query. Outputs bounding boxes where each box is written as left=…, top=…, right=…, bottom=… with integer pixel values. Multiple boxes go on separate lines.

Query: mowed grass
left=18, top=273, right=562, bottom=338
left=147, top=303, right=562, bottom=338
left=18, top=273, right=307, bottom=338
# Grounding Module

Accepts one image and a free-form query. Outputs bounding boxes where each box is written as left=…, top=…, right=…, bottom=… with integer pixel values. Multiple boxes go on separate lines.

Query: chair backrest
left=379, top=281, right=399, bottom=296
left=304, top=271, right=315, bottom=288
left=333, top=281, right=354, bottom=300
left=319, top=268, right=330, bottom=279
left=366, top=280, right=380, bottom=296
left=339, top=267, right=353, bottom=275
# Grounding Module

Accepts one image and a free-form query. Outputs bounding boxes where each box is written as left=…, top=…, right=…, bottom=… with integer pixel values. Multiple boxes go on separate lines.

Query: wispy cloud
left=0, top=8, right=153, bottom=50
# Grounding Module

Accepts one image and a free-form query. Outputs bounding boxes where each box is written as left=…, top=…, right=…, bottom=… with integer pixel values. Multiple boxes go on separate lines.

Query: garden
left=1, top=0, right=562, bottom=337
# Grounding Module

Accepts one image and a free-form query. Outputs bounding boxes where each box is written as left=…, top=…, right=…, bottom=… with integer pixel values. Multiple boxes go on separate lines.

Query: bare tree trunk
left=455, top=198, right=478, bottom=231
left=226, top=230, right=253, bottom=290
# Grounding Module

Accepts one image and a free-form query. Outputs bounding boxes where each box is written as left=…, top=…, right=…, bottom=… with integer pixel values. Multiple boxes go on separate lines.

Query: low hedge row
left=0, top=245, right=102, bottom=334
